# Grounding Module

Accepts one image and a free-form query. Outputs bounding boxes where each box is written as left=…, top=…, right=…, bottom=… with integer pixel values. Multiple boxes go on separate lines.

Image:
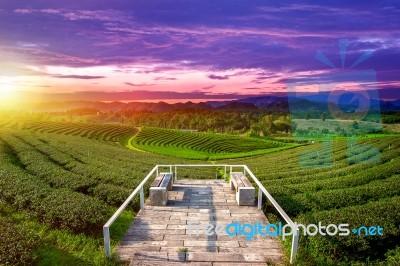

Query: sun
left=0, top=77, right=16, bottom=101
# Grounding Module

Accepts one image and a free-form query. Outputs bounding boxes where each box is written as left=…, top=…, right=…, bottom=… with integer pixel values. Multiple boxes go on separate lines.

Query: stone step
left=130, top=262, right=212, bottom=266
left=127, top=251, right=279, bottom=263
left=187, top=252, right=266, bottom=262
left=116, top=179, right=284, bottom=265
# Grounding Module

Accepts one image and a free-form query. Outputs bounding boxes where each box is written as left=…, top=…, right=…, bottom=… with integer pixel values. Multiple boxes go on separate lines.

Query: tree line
left=93, top=108, right=292, bottom=136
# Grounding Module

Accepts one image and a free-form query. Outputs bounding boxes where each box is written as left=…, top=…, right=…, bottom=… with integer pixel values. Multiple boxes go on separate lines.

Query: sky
left=0, top=0, right=400, bottom=103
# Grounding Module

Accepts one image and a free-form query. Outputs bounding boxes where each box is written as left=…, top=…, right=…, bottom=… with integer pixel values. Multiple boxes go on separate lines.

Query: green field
left=25, top=121, right=139, bottom=142
left=0, top=121, right=399, bottom=265
left=292, top=119, right=383, bottom=137
left=0, top=127, right=189, bottom=266
left=129, top=127, right=298, bottom=160
left=226, top=136, right=400, bottom=265
left=0, top=120, right=137, bottom=142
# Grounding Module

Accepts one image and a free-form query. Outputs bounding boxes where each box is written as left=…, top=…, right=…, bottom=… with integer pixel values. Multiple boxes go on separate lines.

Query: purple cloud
left=124, top=82, right=155, bottom=87
left=242, top=87, right=262, bottom=90
left=208, top=74, right=229, bottom=80
left=51, top=74, right=105, bottom=79
left=0, top=0, right=399, bottom=97
left=17, top=90, right=263, bottom=102
left=154, top=77, right=177, bottom=81
left=201, top=85, right=215, bottom=90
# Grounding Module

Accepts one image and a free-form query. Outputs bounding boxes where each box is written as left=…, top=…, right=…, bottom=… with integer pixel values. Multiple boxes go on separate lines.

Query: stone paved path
left=116, top=179, right=284, bottom=265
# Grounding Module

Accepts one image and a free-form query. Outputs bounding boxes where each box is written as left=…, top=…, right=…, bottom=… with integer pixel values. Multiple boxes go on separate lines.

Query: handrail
left=103, top=165, right=158, bottom=257
left=103, top=164, right=299, bottom=264
left=243, top=166, right=295, bottom=227
left=243, top=165, right=299, bottom=264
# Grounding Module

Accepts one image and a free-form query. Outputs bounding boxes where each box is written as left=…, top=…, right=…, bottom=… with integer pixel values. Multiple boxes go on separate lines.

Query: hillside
left=0, top=122, right=399, bottom=265
left=129, top=127, right=298, bottom=160
left=229, top=136, right=400, bottom=265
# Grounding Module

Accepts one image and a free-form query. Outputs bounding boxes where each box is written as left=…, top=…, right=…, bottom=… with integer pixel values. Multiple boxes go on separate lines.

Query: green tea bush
left=0, top=142, right=110, bottom=232
left=34, top=189, right=110, bottom=232
left=0, top=218, right=39, bottom=266
left=90, top=183, right=131, bottom=206
left=297, top=196, right=400, bottom=262
left=277, top=175, right=400, bottom=215
left=24, top=121, right=135, bottom=142
left=132, top=126, right=295, bottom=159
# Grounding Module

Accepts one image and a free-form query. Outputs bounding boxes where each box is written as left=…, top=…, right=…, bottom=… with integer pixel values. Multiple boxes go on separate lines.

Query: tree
left=291, top=121, right=297, bottom=133
left=352, top=121, right=359, bottom=129
left=321, top=112, right=326, bottom=121
left=273, top=115, right=291, bottom=134
left=261, top=114, right=275, bottom=135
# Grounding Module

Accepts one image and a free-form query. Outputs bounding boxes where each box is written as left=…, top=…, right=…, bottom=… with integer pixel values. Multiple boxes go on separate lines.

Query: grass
left=176, top=247, right=189, bottom=253
left=129, top=126, right=298, bottom=160
left=0, top=201, right=133, bottom=266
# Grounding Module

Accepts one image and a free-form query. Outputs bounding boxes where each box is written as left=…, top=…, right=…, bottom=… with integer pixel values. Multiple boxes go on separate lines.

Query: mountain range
left=23, top=92, right=400, bottom=113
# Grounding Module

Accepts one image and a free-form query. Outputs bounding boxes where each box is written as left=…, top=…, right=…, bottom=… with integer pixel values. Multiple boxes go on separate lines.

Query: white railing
left=242, top=165, right=300, bottom=264
left=103, top=164, right=299, bottom=264
left=102, top=165, right=157, bottom=258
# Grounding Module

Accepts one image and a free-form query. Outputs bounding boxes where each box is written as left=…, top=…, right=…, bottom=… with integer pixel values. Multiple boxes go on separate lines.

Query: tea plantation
left=0, top=121, right=399, bottom=265
left=130, top=126, right=297, bottom=159
left=0, top=128, right=185, bottom=265
left=227, top=136, right=400, bottom=265
left=24, top=121, right=137, bottom=142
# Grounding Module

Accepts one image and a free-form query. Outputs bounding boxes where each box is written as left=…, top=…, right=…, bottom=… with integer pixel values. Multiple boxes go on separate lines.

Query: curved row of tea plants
left=22, top=121, right=136, bottom=142
left=227, top=136, right=400, bottom=265
left=0, top=140, right=110, bottom=233
left=0, top=128, right=206, bottom=265
left=1, top=124, right=399, bottom=265
left=130, top=126, right=298, bottom=159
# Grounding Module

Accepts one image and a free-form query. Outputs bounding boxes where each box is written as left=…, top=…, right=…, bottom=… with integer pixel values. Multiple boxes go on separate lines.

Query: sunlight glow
left=0, top=77, right=16, bottom=101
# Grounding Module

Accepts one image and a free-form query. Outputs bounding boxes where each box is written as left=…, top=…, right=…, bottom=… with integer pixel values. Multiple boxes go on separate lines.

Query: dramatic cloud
left=18, top=90, right=262, bottom=102
left=51, top=74, right=105, bottom=79
left=201, top=85, right=215, bottom=90
left=208, top=74, right=229, bottom=80
left=154, top=77, right=177, bottom=81
left=0, top=0, right=399, bottom=101
left=124, top=82, right=155, bottom=87
left=242, top=87, right=263, bottom=90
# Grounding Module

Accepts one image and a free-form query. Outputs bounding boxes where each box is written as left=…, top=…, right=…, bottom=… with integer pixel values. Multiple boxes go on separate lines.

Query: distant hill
left=23, top=90, right=400, bottom=113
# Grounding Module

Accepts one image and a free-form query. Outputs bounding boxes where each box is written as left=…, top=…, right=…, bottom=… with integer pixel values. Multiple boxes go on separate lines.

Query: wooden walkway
left=116, top=179, right=284, bottom=265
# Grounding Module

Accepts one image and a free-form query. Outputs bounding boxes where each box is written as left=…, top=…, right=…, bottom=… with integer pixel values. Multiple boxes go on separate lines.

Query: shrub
left=90, top=183, right=131, bottom=206
left=34, top=189, right=110, bottom=233
left=297, top=196, right=400, bottom=263
left=0, top=149, right=110, bottom=233
left=0, top=218, right=39, bottom=266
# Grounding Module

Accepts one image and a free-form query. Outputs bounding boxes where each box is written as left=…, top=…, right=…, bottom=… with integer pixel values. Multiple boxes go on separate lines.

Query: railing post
left=243, top=166, right=246, bottom=175
left=290, top=229, right=299, bottom=264
left=103, top=226, right=111, bottom=258
left=258, top=188, right=262, bottom=210
left=156, top=165, right=159, bottom=176
left=170, top=165, right=172, bottom=173
left=103, top=165, right=158, bottom=257
left=224, top=165, right=227, bottom=179
left=140, top=186, right=144, bottom=209
left=175, top=166, right=177, bottom=181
